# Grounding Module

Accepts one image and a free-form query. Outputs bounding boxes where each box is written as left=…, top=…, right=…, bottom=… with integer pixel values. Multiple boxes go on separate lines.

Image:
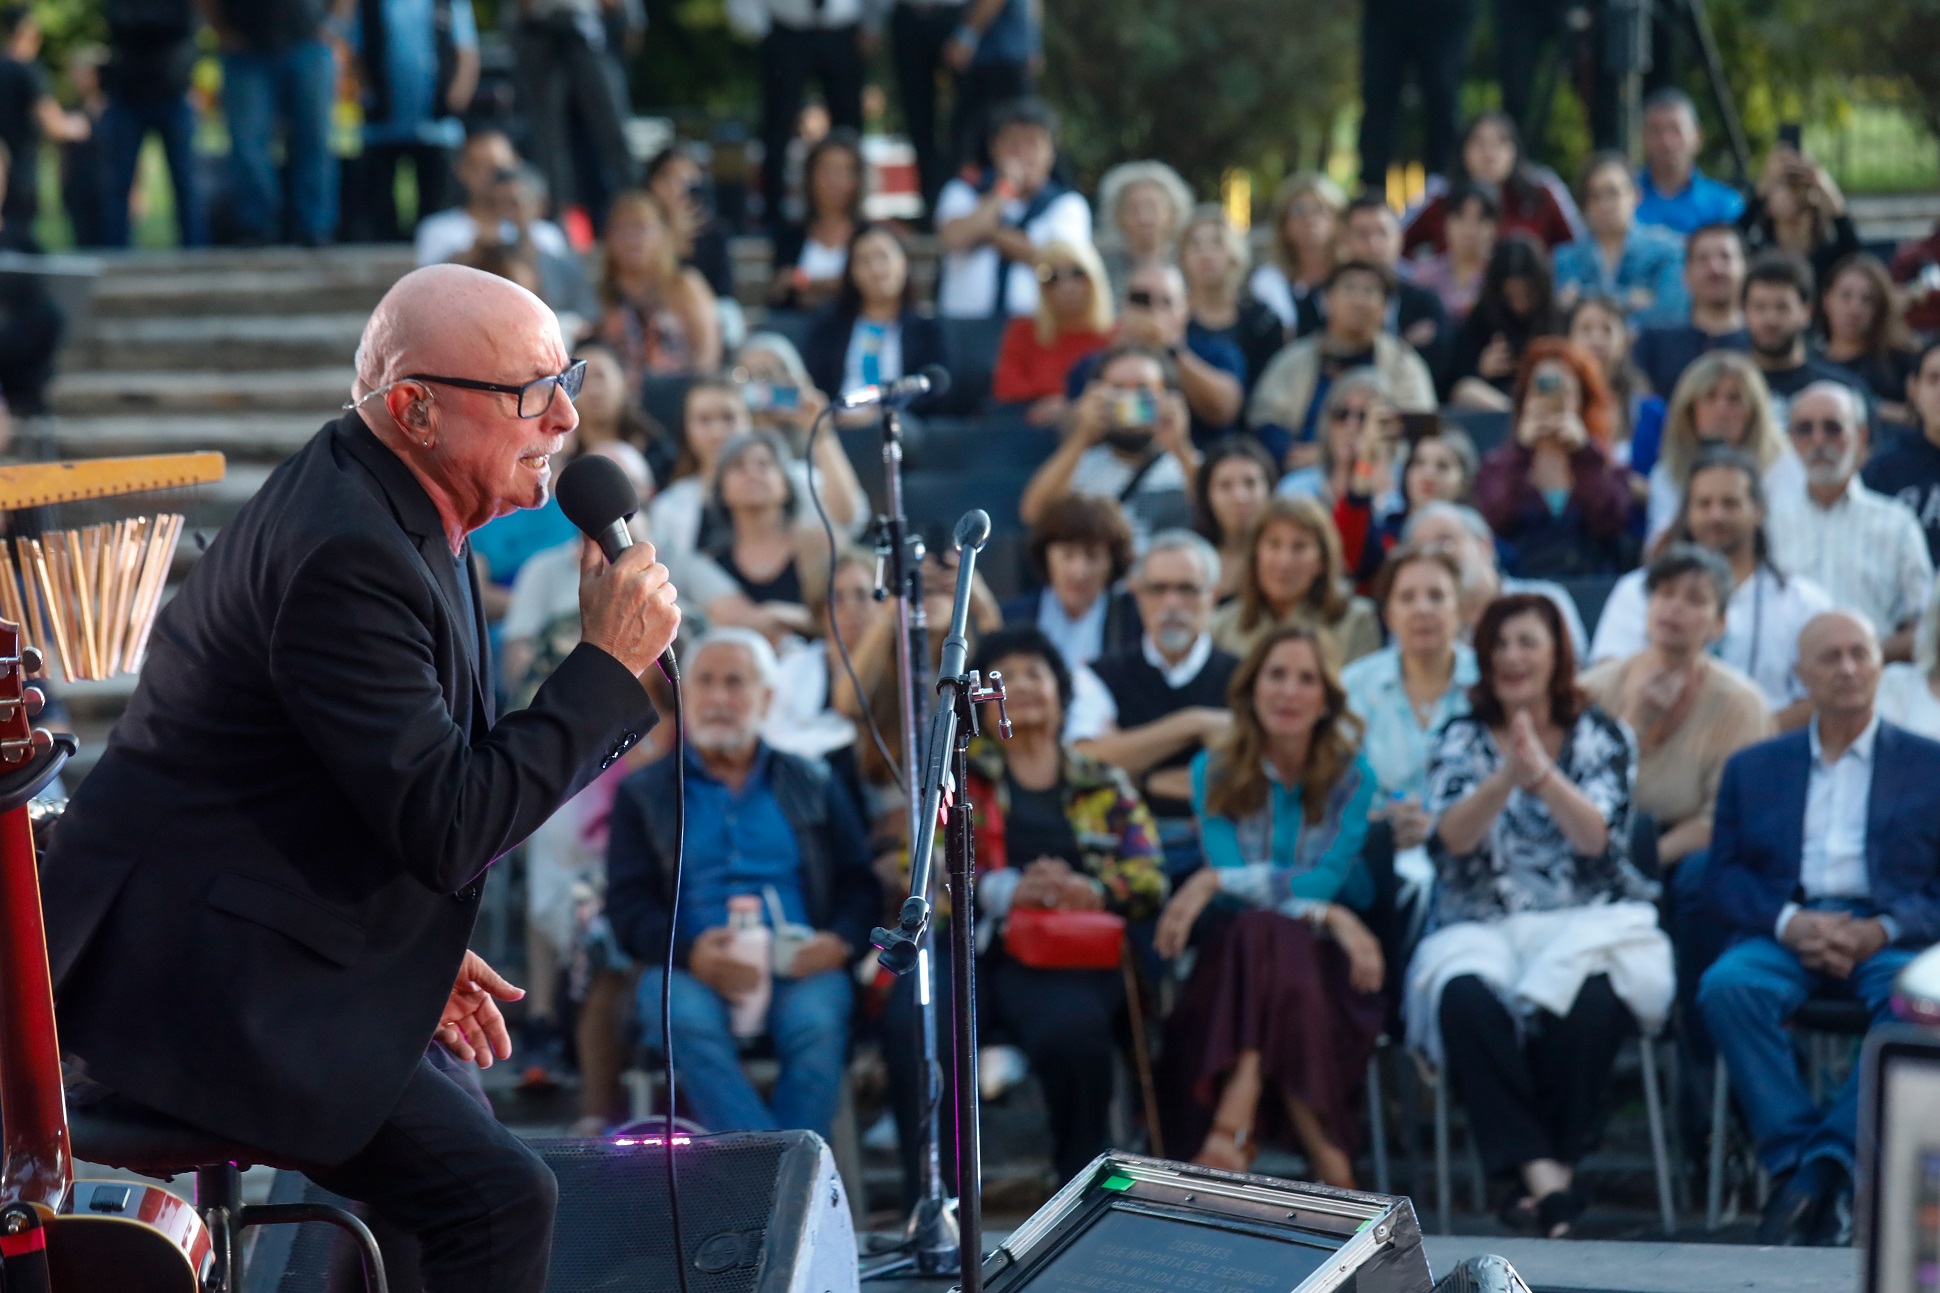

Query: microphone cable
left=658, top=653, right=690, bottom=1293
left=804, top=403, right=907, bottom=794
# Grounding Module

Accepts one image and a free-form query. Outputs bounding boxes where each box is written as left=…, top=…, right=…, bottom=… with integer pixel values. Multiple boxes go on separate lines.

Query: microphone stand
left=860, top=404, right=958, bottom=1280
left=869, top=510, right=1006, bottom=1293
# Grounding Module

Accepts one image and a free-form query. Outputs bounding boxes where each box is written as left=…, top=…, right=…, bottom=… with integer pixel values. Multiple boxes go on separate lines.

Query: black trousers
left=344, top=142, right=453, bottom=244
left=951, top=58, right=1031, bottom=172
left=759, top=23, right=866, bottom=229
left=889, top=2, right=965, bottom=216
left=305, top=1056, right=558, bottom=1293
left=1438, top=972, right=1631, bottom=1177
left=882, top=943, right=1124, bottom=1204
left=1359, top=0, right=1477, bottom=187
left=515, top=17, right=636, bottom=217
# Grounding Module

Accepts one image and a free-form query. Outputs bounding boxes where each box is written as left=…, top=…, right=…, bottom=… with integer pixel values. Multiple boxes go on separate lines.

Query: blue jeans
left=221, top=41, right=336, bottom=243
left=99, top=94, right=205, bottom=248
left=636, top=966, right=852, bottom=1136
left=1697, top=933, right=1914, bottom=1175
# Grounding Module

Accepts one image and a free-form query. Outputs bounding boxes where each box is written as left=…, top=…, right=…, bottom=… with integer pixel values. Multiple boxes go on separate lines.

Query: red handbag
left=1003, top=907, right=1126, bottom=970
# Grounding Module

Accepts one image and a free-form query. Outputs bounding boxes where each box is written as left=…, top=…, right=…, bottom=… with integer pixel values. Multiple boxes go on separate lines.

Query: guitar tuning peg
left=20, top=646, right=41, bottom=675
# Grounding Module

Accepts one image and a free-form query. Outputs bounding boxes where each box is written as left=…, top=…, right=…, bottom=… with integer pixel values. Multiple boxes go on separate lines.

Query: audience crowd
left=33, top=0, right=1940, bottom=1250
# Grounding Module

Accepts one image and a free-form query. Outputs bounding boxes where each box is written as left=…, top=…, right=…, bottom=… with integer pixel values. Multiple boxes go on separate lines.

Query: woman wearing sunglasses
left=993, top=239, right=1116, bottom=427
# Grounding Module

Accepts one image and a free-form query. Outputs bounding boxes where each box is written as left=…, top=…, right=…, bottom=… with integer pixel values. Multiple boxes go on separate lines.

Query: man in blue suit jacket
left=1697, top=610, right=1940, bottom=1245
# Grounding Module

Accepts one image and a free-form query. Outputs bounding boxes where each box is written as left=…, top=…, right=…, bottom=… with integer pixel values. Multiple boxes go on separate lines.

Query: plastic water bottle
left=725, top=895, right=773, bottom=1039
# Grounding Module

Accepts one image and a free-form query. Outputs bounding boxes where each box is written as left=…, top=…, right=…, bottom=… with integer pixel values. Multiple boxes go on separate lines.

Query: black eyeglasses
left=401, top=360, right=587, bottom=419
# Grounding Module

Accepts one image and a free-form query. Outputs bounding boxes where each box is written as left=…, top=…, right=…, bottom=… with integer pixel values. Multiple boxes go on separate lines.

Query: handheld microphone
left=555, top=453, right=678, bottom=682
left=838, top=363, right=952, bottom=410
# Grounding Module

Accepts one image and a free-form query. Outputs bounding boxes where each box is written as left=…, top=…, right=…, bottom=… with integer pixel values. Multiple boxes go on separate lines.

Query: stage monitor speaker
left=979, top=1153, right=1431, bottom=1293
left=246, top=1130, right=859, bottom=1293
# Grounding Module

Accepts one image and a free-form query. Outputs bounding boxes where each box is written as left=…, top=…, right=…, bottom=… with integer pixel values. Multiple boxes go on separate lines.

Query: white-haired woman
left=1644, top=350, right=1800, bottom=545
left=1097, top=160, right=1195, bottom=298
left=1180, top=204, right=1285, bottom=395
left=1250, top=172, right=1346, bottom=331
left=992, top=238, right=1116, bottom=425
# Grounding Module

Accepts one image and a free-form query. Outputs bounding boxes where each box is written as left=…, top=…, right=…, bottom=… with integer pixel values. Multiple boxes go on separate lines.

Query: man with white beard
left=1079, top=529, right=1237, bottom=877
left=603, top=628, right=879, bottom=1135
left=1769, top=382, right=1934, bottom=664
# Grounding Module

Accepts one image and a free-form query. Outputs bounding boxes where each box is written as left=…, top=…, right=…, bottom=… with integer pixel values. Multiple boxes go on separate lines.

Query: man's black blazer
left=40, top=414, right=655, bottom=1167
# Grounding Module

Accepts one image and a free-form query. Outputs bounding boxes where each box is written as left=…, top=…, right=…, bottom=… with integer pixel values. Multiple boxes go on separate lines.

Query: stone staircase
left=44, top=244, right=418, bottom=776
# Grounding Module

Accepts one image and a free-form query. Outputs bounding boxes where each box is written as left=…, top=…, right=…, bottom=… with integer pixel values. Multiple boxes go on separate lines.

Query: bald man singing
left=40, top=265, right=679, bottom=1291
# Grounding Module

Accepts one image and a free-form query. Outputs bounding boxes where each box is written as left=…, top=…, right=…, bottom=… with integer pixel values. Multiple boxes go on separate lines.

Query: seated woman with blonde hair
left=992, top=239, right=1116, bottom=426
left=1154, top=625, right=1385, bottom=1187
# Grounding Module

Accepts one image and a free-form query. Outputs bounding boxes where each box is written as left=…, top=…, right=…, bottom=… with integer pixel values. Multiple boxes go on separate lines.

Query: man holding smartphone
left=1021, top=343, right=1200, bottom=550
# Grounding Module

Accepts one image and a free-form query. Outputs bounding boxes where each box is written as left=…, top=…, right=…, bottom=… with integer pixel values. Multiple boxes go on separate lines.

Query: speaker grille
left=535, top=1135, right=792, bottom=1293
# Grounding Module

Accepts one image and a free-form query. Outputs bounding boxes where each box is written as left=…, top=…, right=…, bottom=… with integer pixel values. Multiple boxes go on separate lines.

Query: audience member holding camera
left=1474, top=340, right=1634, bottom=577
left=1739, top=139, right=1860, bottom=293
left=1066, top=261, right=1247, bottom=447
left=1021, top=343, right=1201, bottom=546
left=416, top=128, right=571, bottom=268
left=1156, top=626, right=1385, bottom=1188
left=935, top=97, right=1091, bottom=320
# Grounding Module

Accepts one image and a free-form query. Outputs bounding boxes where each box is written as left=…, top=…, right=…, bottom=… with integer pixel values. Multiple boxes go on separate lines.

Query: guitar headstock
left=0, top=619, right=46, bottom=770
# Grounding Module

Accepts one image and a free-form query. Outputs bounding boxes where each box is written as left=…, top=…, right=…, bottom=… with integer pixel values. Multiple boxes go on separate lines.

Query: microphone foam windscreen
left=555, top=453, right=641, bottom=535
left=918, top=364, right=952, bottom=397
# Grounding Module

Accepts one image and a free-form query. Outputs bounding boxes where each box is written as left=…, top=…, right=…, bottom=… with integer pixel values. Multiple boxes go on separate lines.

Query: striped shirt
left=1770, top=477, right=1934, bottom=638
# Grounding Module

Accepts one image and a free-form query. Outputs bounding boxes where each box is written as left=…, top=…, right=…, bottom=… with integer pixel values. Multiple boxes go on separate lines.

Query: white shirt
left=1247, top=263, right=1301, bottom=331
left=1068, top=446, right=1191, bottom=551
left=1770, top=477, right=1935, bottom=640
left=647, top=461, right=865, bottom=560
left=1644, top=449, right=1806, bottom=545
left=1876, top=663, right=1940, bottom=742
left=1036, top=586, right=1108, bottom=667
left=1588, top=563, right=1833, bottom=709
left=414, top=208, right=572, bottom=268
left=761, top=640, right=860, bottom=760
left=1777, top=714, right=1879, bottom=938
left=933, top=180, right=1093, bottom=319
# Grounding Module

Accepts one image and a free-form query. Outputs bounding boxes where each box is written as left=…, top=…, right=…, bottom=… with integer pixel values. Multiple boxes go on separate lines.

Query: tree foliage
left=1040, top=0, right=1357, bottom=195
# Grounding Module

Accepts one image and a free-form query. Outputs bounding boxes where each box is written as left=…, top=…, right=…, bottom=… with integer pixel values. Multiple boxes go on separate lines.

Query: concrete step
left=50, top=367, right=355, bottom=417
left=91, top=266, right=402, bottom=319
left=91, top=244, right=418, bottom=280
left=51, top=413, right=323, bottom=462
left=1851, top=193, right=1940, bottom=245
left=70, top=313, right=365, bottom=373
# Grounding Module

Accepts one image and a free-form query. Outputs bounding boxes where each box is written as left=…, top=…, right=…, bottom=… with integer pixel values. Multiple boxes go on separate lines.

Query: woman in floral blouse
left=1407, top=593, right=1670, bottom=1238
left=1153, top=625, right=1385, bottom=1188
left=882, top=625, right=1165, bottom=1190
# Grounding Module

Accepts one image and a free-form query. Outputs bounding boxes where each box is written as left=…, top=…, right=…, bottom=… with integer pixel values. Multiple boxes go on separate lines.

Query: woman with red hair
left=1473, top=338, right=1636, bottom=577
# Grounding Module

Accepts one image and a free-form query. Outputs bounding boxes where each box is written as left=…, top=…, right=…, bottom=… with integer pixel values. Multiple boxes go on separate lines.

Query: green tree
left=1040, top=0, right=1358, bottom=196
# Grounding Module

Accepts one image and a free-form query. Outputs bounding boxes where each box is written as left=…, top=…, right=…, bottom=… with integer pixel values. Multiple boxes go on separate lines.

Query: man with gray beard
left=1079, top=529, right=1237, bottom=878
left=1769, top=382, right=1934, bottom=664
left=603, top=628, right=879, bottom=1134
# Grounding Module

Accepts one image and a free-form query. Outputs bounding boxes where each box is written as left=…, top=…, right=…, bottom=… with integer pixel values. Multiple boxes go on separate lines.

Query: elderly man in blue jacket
left=1697, top=609, right=1940, bottom=1246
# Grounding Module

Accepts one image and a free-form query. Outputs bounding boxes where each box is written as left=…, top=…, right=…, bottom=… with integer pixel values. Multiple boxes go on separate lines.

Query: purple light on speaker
left=611, top=1136, right=693, bottom=1147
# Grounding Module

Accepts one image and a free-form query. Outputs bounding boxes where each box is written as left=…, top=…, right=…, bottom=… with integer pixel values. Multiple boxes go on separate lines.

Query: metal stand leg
left=1707, top=1058, right=1730, bottom=1230
left=1433, top=1072, right=1452, bottom=1236
left=1366, top=1050, right=1390, bottom=1196
left=240, top=1204, right=390, bottom=1293
left=1640, top=1038, right=1677, bottom=1236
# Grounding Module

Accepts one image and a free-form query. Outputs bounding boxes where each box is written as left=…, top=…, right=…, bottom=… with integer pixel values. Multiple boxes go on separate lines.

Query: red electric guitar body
left=0, top=616, right=214, bottom=1291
